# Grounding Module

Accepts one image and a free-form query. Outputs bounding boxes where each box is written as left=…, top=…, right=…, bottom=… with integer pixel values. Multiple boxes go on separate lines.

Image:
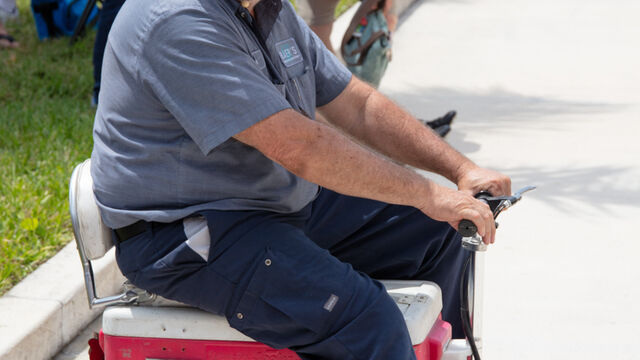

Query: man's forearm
left=234, top=109, right=437, bottom=210
left=320, top=78, right=476, bottom=184
left=236, top=107, right=508, bottom=242
left=361, top=89, right=475, bottom=182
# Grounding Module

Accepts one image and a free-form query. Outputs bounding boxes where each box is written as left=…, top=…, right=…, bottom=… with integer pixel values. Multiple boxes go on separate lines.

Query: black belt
left=114, top=220, right=148, bottom=243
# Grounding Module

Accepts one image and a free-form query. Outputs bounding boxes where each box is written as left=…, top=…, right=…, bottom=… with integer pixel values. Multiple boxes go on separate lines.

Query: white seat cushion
left=103, top=280, right=442, bottom=346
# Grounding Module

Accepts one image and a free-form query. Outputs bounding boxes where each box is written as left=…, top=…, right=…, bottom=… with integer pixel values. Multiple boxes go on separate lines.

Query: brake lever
left=458, top=186, right=536, bottom=251
left=511, top=185, right=537, bottom=204
left=475, top=185, right=537, bottom=218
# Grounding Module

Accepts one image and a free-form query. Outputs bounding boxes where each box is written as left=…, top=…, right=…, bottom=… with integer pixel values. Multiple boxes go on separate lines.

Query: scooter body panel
left=100, top=329, right=450, bottom=360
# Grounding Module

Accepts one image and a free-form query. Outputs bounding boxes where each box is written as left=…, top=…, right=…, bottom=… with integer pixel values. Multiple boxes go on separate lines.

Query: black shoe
left=421, top=110, right=456, bottom=138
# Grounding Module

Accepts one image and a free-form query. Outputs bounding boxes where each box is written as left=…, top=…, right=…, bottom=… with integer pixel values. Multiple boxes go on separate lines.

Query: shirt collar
left=221, top=0, right=282, bottom=40
left=254, top=0, right=281, bottom=40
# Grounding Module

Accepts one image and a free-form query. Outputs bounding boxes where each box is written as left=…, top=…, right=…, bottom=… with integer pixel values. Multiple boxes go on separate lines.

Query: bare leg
left=0, top=22, right=19, bottom=49
left=0, top=0, right=18, bottom=49
left=382, top=0, right=397, bottom=33
left=385, top=13, right=397, bottom=33
left=310, top=22, right=334, bottom=54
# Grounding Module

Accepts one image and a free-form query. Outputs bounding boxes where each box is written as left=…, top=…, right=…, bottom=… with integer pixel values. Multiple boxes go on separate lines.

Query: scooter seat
left=103, top=280, right=443, bottom=346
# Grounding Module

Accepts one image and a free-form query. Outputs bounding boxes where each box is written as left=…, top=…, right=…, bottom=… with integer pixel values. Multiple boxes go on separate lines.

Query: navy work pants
left=115, top=188, right=467, bottom=360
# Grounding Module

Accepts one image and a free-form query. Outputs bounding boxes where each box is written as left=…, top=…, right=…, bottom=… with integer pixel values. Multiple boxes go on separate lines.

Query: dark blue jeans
left=115, top=188, right=467, bottom=360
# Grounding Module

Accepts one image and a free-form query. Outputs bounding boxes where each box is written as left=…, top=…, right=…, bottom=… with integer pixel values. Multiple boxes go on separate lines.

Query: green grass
left=336, top=0, right=358, bottom=19
left=0, top=0, right=96, bottom=295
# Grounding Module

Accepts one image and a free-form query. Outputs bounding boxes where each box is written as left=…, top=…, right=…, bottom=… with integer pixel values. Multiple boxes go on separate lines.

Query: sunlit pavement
left=380, top=0, right=640, bottom=359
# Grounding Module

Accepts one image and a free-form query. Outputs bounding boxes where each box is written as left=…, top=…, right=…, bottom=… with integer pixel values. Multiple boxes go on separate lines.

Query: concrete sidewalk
left=380, top=0, right=640, bottom=359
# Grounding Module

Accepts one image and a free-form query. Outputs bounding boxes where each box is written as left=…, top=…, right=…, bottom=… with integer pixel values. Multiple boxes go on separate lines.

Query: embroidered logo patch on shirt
left=275, top=38, right=303, bottom=67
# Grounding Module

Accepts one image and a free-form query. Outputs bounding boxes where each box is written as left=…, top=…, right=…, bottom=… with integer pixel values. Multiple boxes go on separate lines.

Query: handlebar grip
left=457, top=191, right=492, bottom=237
left=458, top=219, right=477, bottom=237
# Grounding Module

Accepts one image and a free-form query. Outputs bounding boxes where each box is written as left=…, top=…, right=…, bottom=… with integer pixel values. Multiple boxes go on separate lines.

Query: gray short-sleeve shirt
left=91, top=0, right=352, bottom=228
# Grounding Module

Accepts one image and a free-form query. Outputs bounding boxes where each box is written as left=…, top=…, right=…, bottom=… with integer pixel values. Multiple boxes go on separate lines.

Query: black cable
left=460, top=252, right=482, bottom=360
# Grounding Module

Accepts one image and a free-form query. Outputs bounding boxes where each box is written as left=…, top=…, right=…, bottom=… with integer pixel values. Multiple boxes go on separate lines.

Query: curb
left=0, top=242, right=125, bottom=360
left=0, top=1, right=418, bottom=359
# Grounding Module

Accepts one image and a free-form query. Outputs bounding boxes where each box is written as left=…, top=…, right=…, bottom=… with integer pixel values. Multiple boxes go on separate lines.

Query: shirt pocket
left=250, top=49, right=267, bottom=71
left=285, top=65, right=316, bottom=118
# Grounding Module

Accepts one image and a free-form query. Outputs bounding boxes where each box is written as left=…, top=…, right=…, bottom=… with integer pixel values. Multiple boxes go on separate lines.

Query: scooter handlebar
left=457, top=191, right=491, bottom=237
left=458, top=219, right=478, bottom=237
left=456, top=186, right=536, bottom=237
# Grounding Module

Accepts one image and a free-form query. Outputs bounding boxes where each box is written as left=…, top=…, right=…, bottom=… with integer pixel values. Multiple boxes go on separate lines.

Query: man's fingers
left=484, top=206, right=495, bottom=244
left=458, top=168, right=512, bottom=197
left=488, top=175, right=512, bottom=197
left=464, top=201, right=495, bottom=244
left=430, top=185, right=498, bottom=244
left=480, top=200, right=495, bottom=244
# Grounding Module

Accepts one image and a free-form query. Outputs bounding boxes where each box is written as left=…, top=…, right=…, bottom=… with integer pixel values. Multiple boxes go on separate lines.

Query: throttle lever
left=458, top=186, right=536, bottom=251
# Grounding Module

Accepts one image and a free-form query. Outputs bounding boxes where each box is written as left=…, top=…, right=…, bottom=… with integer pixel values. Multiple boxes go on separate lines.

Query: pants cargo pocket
left=228, top=246, right=354, bottom=350
left=133, top=240, right=212, bottom=307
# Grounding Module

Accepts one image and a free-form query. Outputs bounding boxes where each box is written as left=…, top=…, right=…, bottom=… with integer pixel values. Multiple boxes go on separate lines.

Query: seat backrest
left=69, top=159, right=181, bottom=307
left=69, top=159, right=113, bottom=260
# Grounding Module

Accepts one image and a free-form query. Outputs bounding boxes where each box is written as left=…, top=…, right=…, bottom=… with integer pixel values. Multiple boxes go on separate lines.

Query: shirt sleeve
left=293, top=7, right=353, bottom=107
left=139, top=10, right=292, bottom=155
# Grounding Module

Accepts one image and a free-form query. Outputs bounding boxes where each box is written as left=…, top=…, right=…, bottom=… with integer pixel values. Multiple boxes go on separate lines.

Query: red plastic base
left=99, top=316, right=452, bottom=360
left=425, top=315, right=452, bottom=360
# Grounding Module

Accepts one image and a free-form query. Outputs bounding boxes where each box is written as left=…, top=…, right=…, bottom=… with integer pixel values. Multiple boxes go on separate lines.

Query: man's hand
left=456, top=164, right=512, bottom=197
left=449, top=164, right=512, bottom=244
left=416, top=184, right=497, bottom=244
left=318, top=77, right=512, bottom=244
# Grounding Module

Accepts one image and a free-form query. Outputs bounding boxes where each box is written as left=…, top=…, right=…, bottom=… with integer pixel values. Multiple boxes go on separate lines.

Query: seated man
left=91, top=0, right=510, bottom=359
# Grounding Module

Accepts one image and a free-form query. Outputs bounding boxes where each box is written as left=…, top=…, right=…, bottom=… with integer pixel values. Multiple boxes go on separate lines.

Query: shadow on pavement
left=496, top=165, right=640, bottom=213
left=386, top=86, right=626, bottom=132
left=385, top=86, right=636, bottom=211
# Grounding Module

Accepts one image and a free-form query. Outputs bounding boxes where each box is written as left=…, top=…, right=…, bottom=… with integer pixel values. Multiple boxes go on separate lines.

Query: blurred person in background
left=0, top=0, right=19, bottom=49
left=296, top=0, right=397, bottom=54
left=296, top=0, right=456, bottom=136
left=91, top=0, right=126, bottom=106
